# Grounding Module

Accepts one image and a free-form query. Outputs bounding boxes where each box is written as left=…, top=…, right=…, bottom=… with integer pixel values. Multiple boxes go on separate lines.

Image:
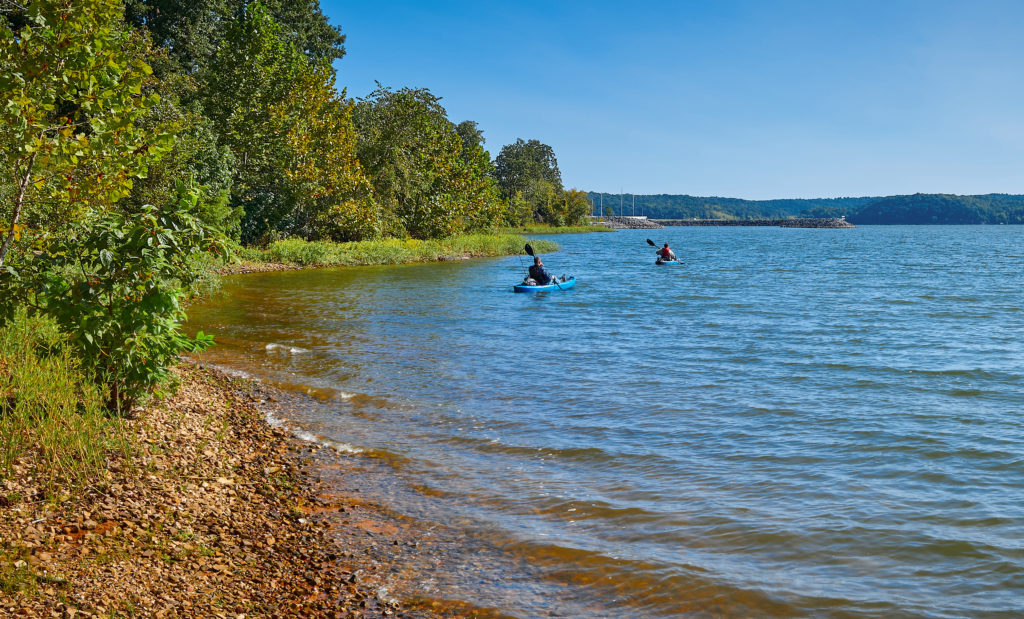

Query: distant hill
left=849, top=194, right=1024, bottom=224
left=587, top=192, right=1024, bottom=224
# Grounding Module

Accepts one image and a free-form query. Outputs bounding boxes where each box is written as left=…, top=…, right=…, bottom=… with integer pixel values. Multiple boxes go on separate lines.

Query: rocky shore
left=0, top=363, right=459, bottom=618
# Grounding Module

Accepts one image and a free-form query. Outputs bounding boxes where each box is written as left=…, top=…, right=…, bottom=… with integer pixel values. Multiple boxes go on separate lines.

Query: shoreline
left=0, top=362, right=481, bottom=617
left=226, top=234, right=562, bottom=273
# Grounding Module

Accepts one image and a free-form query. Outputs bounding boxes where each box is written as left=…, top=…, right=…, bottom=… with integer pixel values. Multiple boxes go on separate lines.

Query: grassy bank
left=238, top=233, right=559, bottom=267
left=499, top=224, right=614, bottom=234
left=0, top=313, right=126, bottom=498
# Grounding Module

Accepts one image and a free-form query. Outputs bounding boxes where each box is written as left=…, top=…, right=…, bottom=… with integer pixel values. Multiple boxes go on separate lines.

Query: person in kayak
left=656, top=243, right=677, bottom=263
left=528, top=256, right=557, bottom=285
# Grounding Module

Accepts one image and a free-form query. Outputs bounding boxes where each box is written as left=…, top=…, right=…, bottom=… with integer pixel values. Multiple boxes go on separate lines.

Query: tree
left=353, top=85, right=503, bottom=238
left=124, top=0, right=345, bottom=77
left=288, top=63, right=378, bottom=241
left=493, top=138, right=566, bottom=224
left=1, top=184, right=226, bottom=412
left=0, top=0, right=170, bottom=268
left=453, top=120, right=503, bottom=230
left=561, top=188, right=591, bottom=226
left=124, top=74, right=241, bottom=235
left=493, top=138, right=563, bottom=203
left=202, top=3, right=372, bottom=243
left=455, top=121, right=486, bottom=161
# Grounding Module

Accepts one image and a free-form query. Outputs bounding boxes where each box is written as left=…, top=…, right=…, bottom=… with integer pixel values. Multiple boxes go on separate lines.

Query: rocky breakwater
left=777, top=217, right=855, bottom=228
left=598, top=216, right=665, bottom=229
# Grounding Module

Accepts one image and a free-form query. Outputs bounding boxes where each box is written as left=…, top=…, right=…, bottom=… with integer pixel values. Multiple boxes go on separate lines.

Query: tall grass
left=243, top=233, right=560, bottom=267
left=0, top=312, right=123, bottom=496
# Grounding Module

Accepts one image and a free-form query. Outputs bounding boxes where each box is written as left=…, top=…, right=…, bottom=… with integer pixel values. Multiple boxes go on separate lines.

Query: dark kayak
left=513, top=276, right=577, bottom=293
left=655, top=260, right=679, bottom=265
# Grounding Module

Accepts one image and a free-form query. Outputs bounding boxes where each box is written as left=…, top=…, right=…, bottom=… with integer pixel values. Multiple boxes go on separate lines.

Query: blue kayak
left=655, top=260, right=679, bottom=265
left=513, top=276, right=577, bottom=293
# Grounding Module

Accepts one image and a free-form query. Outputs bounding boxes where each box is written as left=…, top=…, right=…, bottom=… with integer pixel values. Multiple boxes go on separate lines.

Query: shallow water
left=188, top=226, right=1024, bottom=618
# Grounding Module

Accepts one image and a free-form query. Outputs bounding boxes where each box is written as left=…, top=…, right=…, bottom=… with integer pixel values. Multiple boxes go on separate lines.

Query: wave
left=262, top=408, right=364, bottom=453
left=265, top=342, right=310, bottom=354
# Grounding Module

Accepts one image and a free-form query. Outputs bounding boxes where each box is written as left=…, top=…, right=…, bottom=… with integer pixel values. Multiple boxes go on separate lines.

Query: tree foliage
left=0, top=184, right=225, bottom=412
left=493, top=138, right=562, bottom=205
left=202, top=3, right=371, bottom=243
left=353, top=85, right=504, bottom=238
left=588, top=191, right=1024, bottom=224
left=849, top=193, right=1024, bottom=225
left=0, top=0, right=170, bottom=267
left=124, top=75, right=240, bottom=235
left=492, top=138, right=588, bottom=225
left=124, top=0, right=345, bottom=76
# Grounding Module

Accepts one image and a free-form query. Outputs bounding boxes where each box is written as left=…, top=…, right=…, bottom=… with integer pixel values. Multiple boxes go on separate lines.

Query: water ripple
left=188, top=226, right=1024, bottom=618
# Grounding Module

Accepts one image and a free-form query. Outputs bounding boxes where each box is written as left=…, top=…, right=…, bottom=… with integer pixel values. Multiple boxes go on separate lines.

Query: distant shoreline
left=587, top=192, right=1024, bottom=225
left=597, top=215, right=854, bottom=229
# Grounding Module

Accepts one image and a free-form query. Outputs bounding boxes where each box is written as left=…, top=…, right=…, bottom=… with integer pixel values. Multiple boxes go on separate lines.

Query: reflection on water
left=188, top=226, right=1024, bottom=618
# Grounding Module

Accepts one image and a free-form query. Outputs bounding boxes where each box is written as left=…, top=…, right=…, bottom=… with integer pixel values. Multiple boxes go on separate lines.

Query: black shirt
left=529, top=264, right=553, bottom=285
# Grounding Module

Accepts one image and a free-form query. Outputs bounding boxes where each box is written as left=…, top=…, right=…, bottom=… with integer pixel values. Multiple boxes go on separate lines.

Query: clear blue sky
left=321, top=0, right=1024, bottom=199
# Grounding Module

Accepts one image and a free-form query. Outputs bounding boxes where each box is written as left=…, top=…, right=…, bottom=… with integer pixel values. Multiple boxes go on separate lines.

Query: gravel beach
left=0, top=363, right=477, bottom=618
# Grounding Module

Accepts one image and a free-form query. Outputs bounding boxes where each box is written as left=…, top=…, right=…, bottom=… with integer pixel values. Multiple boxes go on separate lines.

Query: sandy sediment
left=0, top=363, right=450, bottom=618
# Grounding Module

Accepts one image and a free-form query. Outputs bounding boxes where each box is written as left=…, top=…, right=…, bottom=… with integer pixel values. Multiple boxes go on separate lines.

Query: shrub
left=0, top=184, right=226, bottom=413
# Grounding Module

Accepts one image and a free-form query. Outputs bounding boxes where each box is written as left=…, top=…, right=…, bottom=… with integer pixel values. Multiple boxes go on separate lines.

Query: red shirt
left=659, top=248, right=672, bottom=258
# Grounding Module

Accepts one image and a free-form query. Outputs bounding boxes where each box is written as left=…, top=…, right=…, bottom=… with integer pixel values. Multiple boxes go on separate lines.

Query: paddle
left=524, top=243, right=563, bottom=289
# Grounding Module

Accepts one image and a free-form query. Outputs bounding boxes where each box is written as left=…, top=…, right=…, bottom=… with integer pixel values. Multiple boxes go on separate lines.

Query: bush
left=0, top=184, right=226, bottom=413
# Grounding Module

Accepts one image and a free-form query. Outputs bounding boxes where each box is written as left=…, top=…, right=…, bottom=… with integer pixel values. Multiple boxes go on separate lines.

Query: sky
left=320, top=0, right=1024, bottom=199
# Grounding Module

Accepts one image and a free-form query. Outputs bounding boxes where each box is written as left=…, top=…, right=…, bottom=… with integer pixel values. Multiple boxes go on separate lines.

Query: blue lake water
left=187, top=226, right=1024, bottom=617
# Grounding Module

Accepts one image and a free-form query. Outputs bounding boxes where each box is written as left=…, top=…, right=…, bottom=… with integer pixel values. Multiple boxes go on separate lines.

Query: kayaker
left=657, top=243, right=677, bottom=263
left=528, top=256, right=556, bottom=285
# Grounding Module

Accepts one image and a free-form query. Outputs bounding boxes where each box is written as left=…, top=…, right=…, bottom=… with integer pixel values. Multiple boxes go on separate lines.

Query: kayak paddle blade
left=646, top=238, right=657, bottom=247
left=525, top=243, right=535, bottom=257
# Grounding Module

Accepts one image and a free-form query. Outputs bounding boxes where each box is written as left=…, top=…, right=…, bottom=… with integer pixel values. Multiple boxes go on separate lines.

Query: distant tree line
left=588, top=192, right=1024, bottom=224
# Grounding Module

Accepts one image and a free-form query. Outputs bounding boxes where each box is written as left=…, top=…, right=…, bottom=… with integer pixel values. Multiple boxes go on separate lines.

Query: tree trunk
left=0, top=151, right=37, bottom=268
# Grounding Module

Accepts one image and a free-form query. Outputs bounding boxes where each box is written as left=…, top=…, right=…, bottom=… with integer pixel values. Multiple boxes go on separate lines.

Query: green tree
left=202, top=3, right=371, bottom=243
left=353, top=85, right=503, bottom=238
left=493, top=138, right=566, bottom=224
left=124, top=72, right=240, bottom=235
left=124, top=0, right=345, bottom=77
left=455, top=121, right=486, bottom=162
left=0, top=0, right=170, bottom=268
left=453, top=120, right=504, bottom=230
left=288, top=63, right=378, bottom=241
left=561, top=188, right=592, bottom=226
left=493, top=138, right=563, bottom=202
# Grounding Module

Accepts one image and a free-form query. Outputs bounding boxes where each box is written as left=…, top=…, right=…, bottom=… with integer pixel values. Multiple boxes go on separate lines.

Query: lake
left=187, top=226, right=1024, bottom=618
